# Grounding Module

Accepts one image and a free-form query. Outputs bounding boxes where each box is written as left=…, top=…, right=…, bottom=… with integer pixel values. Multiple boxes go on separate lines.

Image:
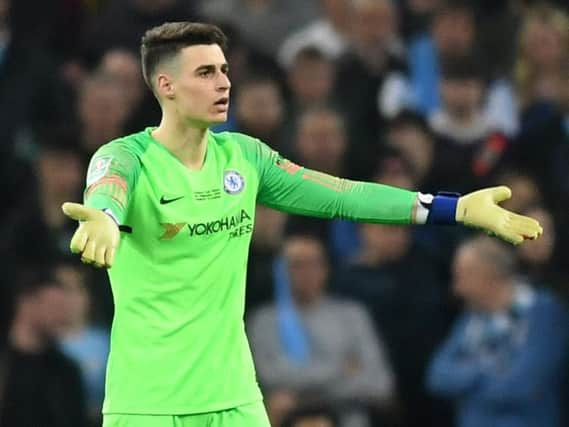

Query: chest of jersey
left=123, top=139, right=258, bottom=261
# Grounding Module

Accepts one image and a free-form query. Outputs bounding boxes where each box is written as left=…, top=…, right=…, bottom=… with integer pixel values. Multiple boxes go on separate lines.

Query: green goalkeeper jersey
left=84, top=128, right=417, bottom=415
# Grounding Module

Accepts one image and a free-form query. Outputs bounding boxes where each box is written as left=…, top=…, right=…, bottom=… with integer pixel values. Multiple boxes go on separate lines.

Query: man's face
left=236, top=81, right=283, bottom=135
left=284, top=237, right=328, bottom=306
left=161, top=44, right=231, bottom=127
left=452, top=247, right=493, bottom=308
left=440, top=78, right=483, bottom=117
left=433, top=11, right=474, bottom=57
left=297, top=112, right=346, bottom=168
left=28, top=286, right=70, bottom=338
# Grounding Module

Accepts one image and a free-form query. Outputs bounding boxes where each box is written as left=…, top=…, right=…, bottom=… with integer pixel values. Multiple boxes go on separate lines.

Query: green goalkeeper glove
left=456, top=186, right=542, bottom=244
left=62, top=202, right=120, bottom=268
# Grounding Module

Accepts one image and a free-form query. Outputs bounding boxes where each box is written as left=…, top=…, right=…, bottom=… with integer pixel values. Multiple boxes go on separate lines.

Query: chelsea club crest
left=223, top=170, right=245, bottom=194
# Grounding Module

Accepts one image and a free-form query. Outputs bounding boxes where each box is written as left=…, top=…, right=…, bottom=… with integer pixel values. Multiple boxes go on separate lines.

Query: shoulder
left=99, top=129, right=152, bottom=158
left=248, top=303, right=278, bottom=326
left=211, top=131, right=262, bottom=148
left=326, top=296, right=370, bottom=321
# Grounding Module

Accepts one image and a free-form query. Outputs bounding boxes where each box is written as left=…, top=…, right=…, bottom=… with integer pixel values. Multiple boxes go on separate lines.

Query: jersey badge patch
left=87, top=156, right=113, bottom=186
left=223, top=170, right=245, bottom=195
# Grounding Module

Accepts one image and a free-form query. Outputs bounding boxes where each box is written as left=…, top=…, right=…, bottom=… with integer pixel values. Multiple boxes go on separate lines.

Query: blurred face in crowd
left=452, top=245, right=494, bottom=309
left=100, top=49, right=144, bottom=111
left=517, top=207, right=555, bottom=266
left=288, top=53, right=335, bottom=105
left=497, top=173, right=540, bottom=212
left=56, top=264, right=89, bottom=328
left=284, top=236, right=328, bottom=307
left=522, top=17, right=568, bottom=69
left=359, top=223, right=411, bottom=263
left=452, top=243, right=513, bottom=310
left=236, top=80, right=283, bottom=136
left=156, top=44, right=231, bottom=127
left=387, top=125, right=433, bottom=181
left=322, top=0, right=353, bottom=30
left=296, top=109, right=346, bottom=174
left=432, top=9, right=475, bottom=57
left=37, top=149, right=83, bottom=200
left=79, top=74, right=130, bottom=151
left=252, top=205, right=287, bottom=251
left=440, top=77, right=483, bottom=119
left=20, top=284, right=70, bottom=339
left=351, top=0, right=395, bottom=48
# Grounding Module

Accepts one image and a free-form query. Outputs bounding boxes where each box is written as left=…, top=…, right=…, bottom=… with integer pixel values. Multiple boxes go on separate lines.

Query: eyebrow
left=194, top=64, right=229, bottom=73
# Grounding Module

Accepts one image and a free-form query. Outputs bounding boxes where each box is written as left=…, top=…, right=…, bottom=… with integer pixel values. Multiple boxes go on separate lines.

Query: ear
left=156, top=73, right=175, bottom=100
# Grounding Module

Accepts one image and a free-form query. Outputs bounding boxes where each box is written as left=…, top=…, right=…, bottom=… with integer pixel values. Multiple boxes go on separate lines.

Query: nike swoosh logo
left=160, top=195, right=184, bottom=205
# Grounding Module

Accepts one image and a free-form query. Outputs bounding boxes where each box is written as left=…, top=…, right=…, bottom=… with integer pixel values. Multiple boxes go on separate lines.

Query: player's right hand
left=62, top=202, right=120, bottom=268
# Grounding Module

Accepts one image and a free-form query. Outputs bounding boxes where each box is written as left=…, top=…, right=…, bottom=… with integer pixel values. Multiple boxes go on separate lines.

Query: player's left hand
left=456, top=186, right=543, bottom=245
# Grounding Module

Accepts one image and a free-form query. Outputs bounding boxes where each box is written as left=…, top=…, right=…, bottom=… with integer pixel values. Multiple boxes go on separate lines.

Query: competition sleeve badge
left=86, top=156, right=113, bottom=186
left=223, top=170, right=245, bottom=195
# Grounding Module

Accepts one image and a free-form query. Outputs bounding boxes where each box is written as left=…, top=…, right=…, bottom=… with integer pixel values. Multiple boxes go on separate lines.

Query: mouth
left=214, top=97, right=229, bottom=106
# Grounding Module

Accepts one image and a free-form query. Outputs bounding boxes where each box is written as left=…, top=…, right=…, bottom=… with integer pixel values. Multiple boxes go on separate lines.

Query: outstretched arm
left=247, top=139, right=542, bottom=244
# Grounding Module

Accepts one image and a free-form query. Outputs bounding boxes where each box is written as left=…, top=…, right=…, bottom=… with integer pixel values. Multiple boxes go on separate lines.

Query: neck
left=10, top=315, right=47, bottom=353
left=152, top=114, right=209, bottom=170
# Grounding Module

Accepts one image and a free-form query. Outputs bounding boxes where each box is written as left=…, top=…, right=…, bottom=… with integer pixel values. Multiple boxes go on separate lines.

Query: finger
left=490, top=186, right=512, bottom=204
left=62, top=202, right=94, bottom=222
left=70, top=230, right=88, bottom=254
left=95, top=246, right=107, bottom=268
left=496, top=230, right=523, bottom=245
left=81, top=239, right=97, bottom=264
left=105, top=247, right=116, bottom=268
left=507, top=214, right=543, bottom=239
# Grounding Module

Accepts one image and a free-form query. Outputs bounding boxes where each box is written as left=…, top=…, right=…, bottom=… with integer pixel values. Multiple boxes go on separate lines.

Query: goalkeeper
left=62, top=22, right=542, bottom=427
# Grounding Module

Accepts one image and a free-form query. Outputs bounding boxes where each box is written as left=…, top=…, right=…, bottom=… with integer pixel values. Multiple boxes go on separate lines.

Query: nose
left=217, top=72, right=231, bottom=92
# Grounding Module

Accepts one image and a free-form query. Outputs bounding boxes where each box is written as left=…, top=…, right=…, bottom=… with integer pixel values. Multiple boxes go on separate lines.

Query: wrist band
left=425, top=192, right=460, bottom=225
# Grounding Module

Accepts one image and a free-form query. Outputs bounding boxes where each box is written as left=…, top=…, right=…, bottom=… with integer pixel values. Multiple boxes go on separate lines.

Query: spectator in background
left=427, top=236, right=569, bottom=427
left=235, top=76, right=288, bottom=154
left=294, top=107, right=348, bottom=178
left=385, top=110, right=435, bottom=189
left=199, top=0, right=320, bottom=59
left=492, top=169, right=541, bottom=214
left=515, top=4, right=569, bottom=126
left=0, top=266, right=87, bottom=427
left=333, top=172, right=451, bottom=427
left=249, top=233, right=395, bottom=427
left=427, top=56, right=507, bottom=192
left=2, top=129, right=83, bottom=276
left=77, top=71, right=131, bottom=158
left=334, top=0, right=405, bottom=179
left=0, top=0, right=71, bottom=205
left=516, top=205, right=567, bottom=295
left=56, top=259, right=109, bottom=427
left=279, top=0, right=353, bottom=67
left=283, top=47, right=339, bottom=144
left=82, top=0, right=197, bottom=62
left=286, top=47, right=337, bottom=111
left=247, top=205, right=288, bottom=313
left=402, top=1, right=518, bottom=136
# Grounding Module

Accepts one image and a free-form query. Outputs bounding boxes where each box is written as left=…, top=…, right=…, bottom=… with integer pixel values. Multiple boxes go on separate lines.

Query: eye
left=199, top=69, right=214, bottom=77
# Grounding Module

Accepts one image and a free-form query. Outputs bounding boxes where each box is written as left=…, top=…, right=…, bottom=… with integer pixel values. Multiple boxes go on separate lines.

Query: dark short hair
left=140, top=22, right=228, bottom=89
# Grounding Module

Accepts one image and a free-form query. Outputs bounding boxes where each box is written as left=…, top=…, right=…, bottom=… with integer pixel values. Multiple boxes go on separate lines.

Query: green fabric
left=83, top=128, right=417, bottom=415
left=102, top=401, right=270, bottom=427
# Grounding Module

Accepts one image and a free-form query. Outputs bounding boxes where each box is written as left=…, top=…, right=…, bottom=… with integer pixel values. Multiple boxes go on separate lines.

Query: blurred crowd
left=0, top=0, right=568, bottom=426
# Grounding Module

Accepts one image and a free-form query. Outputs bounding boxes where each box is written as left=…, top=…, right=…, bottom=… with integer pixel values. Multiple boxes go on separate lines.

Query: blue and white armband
left=415, top=192, right=460, bottom=225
